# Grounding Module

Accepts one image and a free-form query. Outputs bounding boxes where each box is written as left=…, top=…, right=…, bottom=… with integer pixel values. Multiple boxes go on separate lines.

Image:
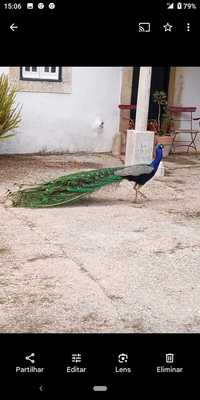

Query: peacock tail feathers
left=8, top=166, right=123, bottom=208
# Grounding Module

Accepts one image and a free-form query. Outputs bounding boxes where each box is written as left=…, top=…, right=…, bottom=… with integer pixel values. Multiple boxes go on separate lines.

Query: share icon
left=25, top=353, right=35, bottom=364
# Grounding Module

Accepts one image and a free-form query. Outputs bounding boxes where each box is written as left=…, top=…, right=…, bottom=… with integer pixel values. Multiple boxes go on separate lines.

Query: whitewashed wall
left=0, top=67, right=122, bottom=154
left=173, top=67, right=200, bottom=151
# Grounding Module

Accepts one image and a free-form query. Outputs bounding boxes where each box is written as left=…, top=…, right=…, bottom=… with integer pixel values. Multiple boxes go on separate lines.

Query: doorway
left=131, top=67, right=171, bottom=120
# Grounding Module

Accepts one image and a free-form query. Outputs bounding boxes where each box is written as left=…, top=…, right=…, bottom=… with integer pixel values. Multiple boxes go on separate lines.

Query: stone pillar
left=135, top=67, right=152, bottom=131
left=125, top=67, right=155, bottom=166
left=125, top=130, right=155, bottom=165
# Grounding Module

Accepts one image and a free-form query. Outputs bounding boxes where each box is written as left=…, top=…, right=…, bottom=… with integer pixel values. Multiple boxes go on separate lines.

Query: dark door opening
left=131, top=67, right=171, bottom=120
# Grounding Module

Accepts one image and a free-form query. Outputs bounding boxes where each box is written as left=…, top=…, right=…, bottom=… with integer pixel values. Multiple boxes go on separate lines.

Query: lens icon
left=49, top=3, right=56, bottom=9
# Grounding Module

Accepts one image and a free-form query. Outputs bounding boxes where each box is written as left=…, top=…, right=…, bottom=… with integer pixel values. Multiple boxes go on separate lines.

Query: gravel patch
left=0, top=152, right=200, bottom=333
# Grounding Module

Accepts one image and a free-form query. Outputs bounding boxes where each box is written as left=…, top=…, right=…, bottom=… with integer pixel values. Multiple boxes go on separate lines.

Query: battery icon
left=177, top=2, right=182, bottom=9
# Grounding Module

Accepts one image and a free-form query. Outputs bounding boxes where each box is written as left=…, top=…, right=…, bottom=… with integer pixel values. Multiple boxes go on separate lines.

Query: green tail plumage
left=8, top=167, right=123, bottom=208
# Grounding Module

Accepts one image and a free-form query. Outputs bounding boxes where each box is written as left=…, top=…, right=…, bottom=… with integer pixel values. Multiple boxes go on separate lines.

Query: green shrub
left=0, top=74, right=22, bottom=141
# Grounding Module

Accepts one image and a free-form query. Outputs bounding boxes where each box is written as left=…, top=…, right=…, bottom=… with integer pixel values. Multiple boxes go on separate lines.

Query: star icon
left=163, top=22, right=173, bottom=32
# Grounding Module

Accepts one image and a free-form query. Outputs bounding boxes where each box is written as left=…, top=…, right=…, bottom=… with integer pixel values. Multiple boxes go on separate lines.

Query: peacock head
left=156, top=144, right=164, bottom=153
left=156, top=144, right=164, bottom=150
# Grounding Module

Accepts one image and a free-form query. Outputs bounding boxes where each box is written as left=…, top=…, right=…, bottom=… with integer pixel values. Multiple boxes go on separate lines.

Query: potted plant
left=152, top=90, right=174, bottom=157
left=0, top=74, right=22, bottom=141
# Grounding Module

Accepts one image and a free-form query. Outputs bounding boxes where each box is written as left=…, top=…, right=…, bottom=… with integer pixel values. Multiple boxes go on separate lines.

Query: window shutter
left=39, top=67, right=59, bottom=80
left=22, top=67, right=40, bottom=79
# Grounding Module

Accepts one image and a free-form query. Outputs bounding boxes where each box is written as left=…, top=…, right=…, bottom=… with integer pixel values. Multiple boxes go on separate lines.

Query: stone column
left=135, top=67, right=152, bottom=131
left=125, top=67, right=155, bottom=166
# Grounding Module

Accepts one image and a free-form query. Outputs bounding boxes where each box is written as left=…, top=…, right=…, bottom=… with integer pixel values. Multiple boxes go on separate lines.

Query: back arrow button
left=10, top=23, right=18, bottom=31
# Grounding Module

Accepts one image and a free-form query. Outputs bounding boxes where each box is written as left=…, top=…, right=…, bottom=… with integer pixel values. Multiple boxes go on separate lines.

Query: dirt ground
left=0, top=152, right=200, bottom=333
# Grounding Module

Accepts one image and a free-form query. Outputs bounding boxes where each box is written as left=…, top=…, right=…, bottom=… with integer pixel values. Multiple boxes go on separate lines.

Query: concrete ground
left=0, top=152, right=200, bottom=333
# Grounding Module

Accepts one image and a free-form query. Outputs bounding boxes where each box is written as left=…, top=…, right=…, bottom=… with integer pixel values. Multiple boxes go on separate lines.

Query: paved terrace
left=0, top=152, right=200, bottom=333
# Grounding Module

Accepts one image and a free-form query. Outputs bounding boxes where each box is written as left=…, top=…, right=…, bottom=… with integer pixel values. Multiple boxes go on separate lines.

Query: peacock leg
left=138, top=186, right=148, bottom=199
left=133, top=182, right=138, bottom=202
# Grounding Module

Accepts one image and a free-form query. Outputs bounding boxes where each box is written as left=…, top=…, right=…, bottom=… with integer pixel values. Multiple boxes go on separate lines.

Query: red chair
left=168, top=106, right=200, bottom=153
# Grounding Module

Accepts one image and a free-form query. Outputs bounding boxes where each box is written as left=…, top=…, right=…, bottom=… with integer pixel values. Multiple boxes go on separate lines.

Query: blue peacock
left=8, top=144, right=163, bottom=208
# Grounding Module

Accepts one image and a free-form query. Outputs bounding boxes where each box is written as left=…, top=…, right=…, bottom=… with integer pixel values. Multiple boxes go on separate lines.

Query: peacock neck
left=151, top=148, right=163, bottom=171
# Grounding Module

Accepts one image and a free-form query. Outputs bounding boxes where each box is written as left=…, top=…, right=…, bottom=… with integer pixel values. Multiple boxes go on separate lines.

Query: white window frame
left=21, top=67, right=60, bottom=81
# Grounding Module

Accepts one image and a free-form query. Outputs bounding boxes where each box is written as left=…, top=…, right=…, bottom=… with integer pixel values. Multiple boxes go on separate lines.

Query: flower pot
left=155, top=135, right=173, bottom=157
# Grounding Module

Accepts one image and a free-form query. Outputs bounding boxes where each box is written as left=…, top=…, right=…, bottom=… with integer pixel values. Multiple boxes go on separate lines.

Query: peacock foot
left=138, top=191, right=148, bottom=199
left=130, top=201, right=143, bottom=208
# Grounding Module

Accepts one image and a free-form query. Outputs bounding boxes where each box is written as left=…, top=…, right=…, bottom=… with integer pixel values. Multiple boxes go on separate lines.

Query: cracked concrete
left=0, top=153, right=200, bottom=333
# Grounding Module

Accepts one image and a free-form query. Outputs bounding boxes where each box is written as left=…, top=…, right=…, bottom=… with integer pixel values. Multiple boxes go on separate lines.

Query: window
left=21, top=67, right=61, bottom=81
left=10, top=67, right=72, bottom=94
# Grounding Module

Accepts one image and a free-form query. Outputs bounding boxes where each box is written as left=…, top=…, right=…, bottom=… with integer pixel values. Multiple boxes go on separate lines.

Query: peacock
left=8, top=144, right=163, bottom=208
